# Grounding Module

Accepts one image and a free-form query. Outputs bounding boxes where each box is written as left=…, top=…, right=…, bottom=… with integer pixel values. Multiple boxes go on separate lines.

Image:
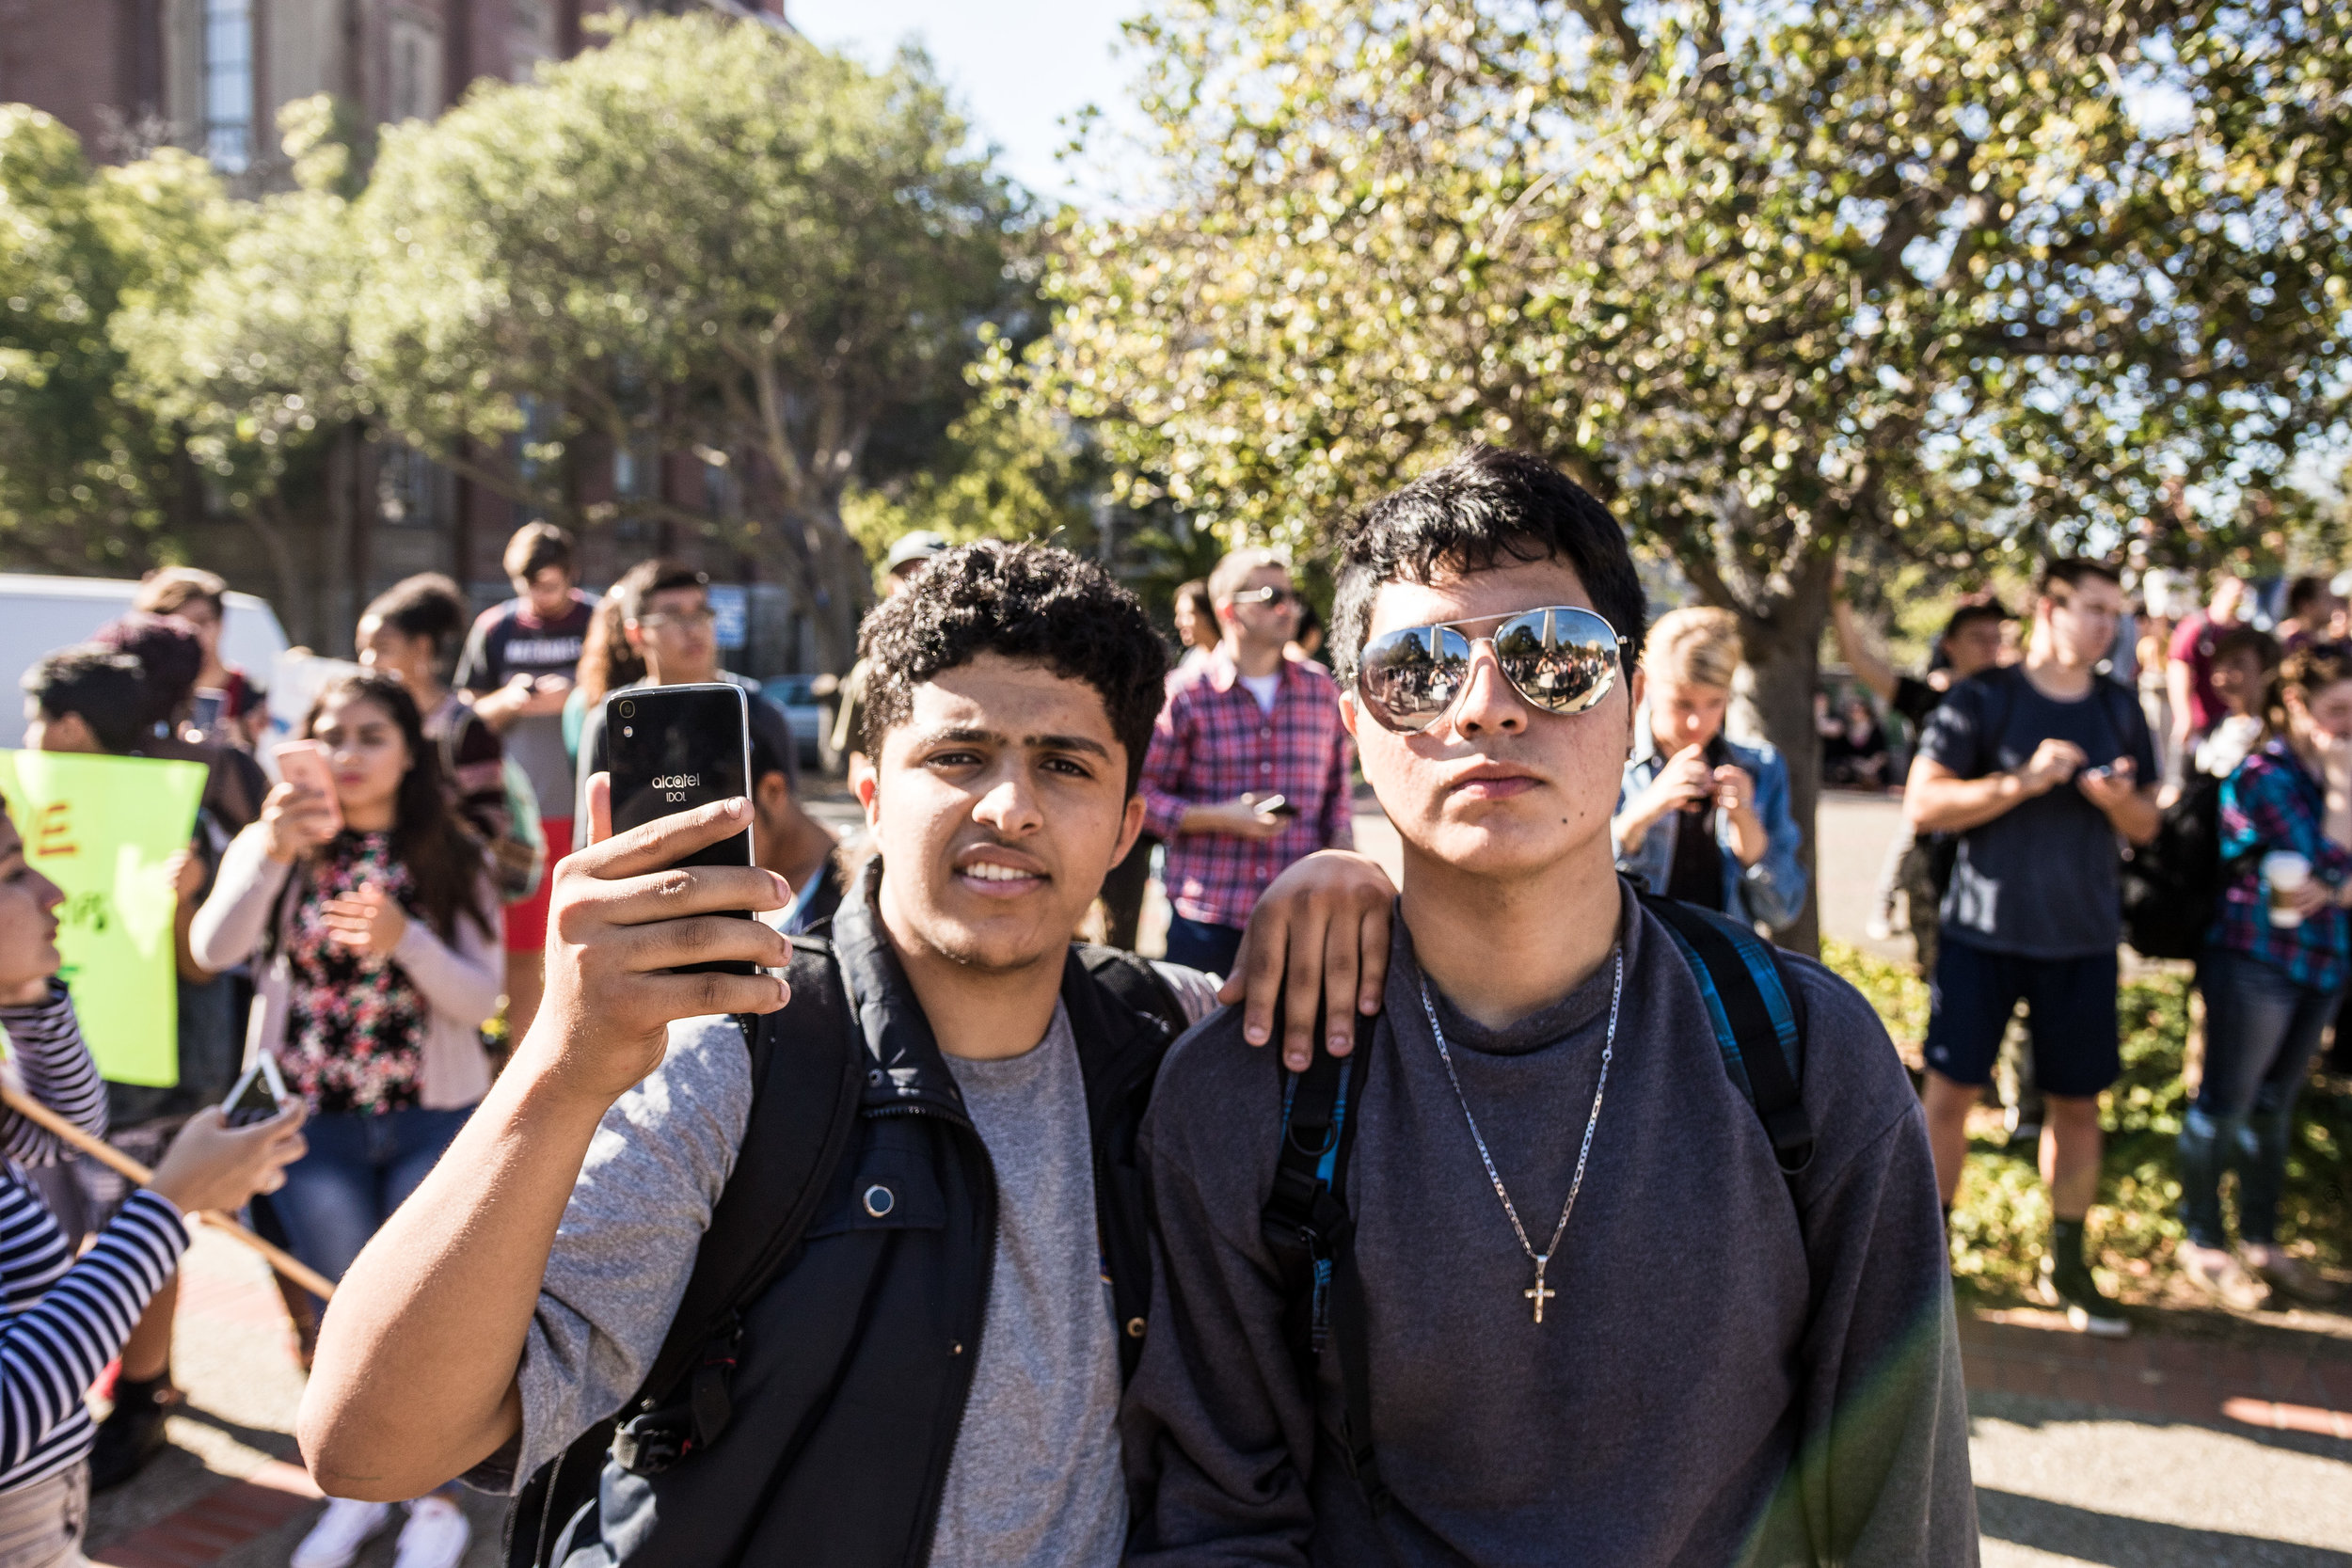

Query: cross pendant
left=1525, top=1259, right=1555, bottom=1324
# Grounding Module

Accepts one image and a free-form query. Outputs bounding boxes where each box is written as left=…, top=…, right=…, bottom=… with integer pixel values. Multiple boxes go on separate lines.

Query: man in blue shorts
left=1907, top=557, right=2158, bottom=1334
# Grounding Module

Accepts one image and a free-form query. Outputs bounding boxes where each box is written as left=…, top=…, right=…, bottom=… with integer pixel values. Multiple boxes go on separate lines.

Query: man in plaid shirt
left=1140, top=549, right=1355, bottom=977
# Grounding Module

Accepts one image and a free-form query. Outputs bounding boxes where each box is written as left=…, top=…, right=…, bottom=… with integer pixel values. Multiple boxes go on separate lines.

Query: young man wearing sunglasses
left=1122, top=447, right=1975, bottom=1565
left=1139, top=549, right=1357, bottom=976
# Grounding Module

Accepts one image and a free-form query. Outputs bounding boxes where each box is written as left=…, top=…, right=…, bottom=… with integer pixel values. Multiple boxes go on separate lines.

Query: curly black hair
left=1330, top=445, right=1646, bottom=681
left=857, top=541, right=1169, bottom=793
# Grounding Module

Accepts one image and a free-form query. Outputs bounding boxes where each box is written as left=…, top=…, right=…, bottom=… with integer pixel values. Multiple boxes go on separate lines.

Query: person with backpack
left=2175, top=641, right=2352, bottom=1309
left=1908, top=557, right=2159, bottom=1337
left=1122, top=447, right=1974, bottom=1565
left=292, top=541, right=1395, bottom=1568
left=191, top=671, right=502, bottom=1568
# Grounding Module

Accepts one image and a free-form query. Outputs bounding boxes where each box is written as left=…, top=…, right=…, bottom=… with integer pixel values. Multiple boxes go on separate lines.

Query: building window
left=202, top=0, right=254, bottom=172
left=378, top=445, right=446, bottom=531
left=389, top=18, right=444, bottom=123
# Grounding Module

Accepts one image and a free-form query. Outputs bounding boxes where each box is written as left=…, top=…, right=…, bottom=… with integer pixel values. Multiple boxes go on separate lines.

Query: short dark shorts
left=1922, top=940, right=2121, bottom=1097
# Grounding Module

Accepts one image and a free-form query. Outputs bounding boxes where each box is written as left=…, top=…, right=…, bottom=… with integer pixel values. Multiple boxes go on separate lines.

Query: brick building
left=0, top=0, right=814, bottom=673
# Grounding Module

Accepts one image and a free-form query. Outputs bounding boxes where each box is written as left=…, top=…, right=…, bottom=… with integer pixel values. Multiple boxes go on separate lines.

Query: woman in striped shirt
left=0, top=800, right=306, bottom=1566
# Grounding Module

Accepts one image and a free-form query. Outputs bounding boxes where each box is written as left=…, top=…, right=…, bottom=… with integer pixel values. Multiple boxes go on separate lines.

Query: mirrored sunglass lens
left=1495, top=610, right=1618, bottom=714
left=1361, top=626, right=1468, bottom=726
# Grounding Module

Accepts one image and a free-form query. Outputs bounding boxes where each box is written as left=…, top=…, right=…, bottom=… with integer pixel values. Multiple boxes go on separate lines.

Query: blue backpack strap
left=1261, top=1023, right=1388, bottom=1514
left=1639, top=894, right=1815, bottom=1176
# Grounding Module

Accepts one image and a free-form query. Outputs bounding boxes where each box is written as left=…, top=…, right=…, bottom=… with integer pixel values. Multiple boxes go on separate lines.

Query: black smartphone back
left=607, top=683, right=755, bottom=975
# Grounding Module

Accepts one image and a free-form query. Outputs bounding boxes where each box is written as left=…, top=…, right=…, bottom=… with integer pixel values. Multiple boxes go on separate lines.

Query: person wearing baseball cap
left=830, top=531, right=954, bottom=768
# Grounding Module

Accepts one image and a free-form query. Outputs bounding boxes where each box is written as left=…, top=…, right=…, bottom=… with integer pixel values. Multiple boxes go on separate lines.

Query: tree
left=0, top=108, right=224, bottom=570
left=349, top=14, right=1027, bottom=666
left=114, top=97, right=371, bottom=633
left=1026, top=0, right=2352, bottom=947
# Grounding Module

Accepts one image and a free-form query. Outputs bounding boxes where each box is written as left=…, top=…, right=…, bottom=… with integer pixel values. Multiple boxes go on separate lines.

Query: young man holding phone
left=1121, top=448, right=1974, bottom=1564
left=297, top=542, right=1391, bottom=1567
left=1141, top=548, right=1357, bottom=977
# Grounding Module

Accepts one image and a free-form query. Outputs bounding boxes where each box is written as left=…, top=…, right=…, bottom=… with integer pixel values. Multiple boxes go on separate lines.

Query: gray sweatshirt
left=1122, top=881, right=1978, bottom=1567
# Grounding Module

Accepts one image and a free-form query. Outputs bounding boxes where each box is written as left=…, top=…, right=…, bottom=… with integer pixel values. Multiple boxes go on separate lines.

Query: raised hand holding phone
left=605, top=684, right=757, bottom=976
left=266, top=740, right=343, bottom=861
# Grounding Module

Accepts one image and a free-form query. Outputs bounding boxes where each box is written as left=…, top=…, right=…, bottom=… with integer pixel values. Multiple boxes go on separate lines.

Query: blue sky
left=787, top=0, right=1151, bottom=208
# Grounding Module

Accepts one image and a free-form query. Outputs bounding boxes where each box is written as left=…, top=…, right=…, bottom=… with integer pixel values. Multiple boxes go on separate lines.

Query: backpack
left=2119, top=769, right=2235, bottom=960
left=505, top=939, right=1188, bottom=1568
left=1256, top=893, right=1813, bottom=1514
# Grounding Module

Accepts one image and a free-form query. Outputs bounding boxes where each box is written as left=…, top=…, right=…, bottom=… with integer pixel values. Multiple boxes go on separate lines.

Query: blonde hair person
left=1645, top=606, right=1743, bottom=691
left=1613, top=604, right=1809, bottom=930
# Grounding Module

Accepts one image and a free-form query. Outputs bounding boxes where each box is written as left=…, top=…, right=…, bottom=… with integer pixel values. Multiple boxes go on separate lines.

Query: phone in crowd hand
left=1255, top=794, right=1299, bottom=819
left=220, top=1053, right=289, bottom=1127
left=607, top=683, right=755, bottom=976
left=272, top=741, right=343, bottom=835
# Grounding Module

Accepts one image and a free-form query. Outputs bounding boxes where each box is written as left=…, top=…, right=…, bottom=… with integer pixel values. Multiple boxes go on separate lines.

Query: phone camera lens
left=618, top=700, right=636, bottom=719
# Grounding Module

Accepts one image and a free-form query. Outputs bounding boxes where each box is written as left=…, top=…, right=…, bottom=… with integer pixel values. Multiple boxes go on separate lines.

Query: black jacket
left=537, top=874, right=1179, bottom=1568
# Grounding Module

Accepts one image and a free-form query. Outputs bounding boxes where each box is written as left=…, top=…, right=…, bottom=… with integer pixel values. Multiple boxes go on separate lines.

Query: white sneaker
left=292, top=1497, right=393, bottom=1568
left=394, top=1495, right=473, bottom=1568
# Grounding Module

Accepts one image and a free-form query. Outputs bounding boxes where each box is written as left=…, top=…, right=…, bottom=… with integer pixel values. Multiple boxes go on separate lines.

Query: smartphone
left=190, top=690, right=225, bottom=735
left=221, top=1053, right=289, bottom=1127
left=1256, top=794, right=1299, bottom=819
left=272, top=741, right=343, bottom=834
left=607, top=684, right=755, bottom=976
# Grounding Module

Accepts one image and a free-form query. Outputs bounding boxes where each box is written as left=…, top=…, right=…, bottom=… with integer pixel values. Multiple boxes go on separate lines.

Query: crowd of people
left=0, top=451, right=2338, bottom=1565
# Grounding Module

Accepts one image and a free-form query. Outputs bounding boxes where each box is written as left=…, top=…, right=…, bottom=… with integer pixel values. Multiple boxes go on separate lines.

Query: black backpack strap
left=1260, top=1016, right=1388, bottom=1515
left=506, top=939, right=863, bottom=1567
left=1075, top=943, right=1189, bottom=1041
left=613, top=938, right=864, bottom=1467
left=1639, top=895, right=1815, bottom=1177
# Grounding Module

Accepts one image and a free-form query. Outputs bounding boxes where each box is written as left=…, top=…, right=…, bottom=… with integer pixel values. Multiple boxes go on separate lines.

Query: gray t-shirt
left=1124, top=883, right=1978, bottom=1566
left=930, top=1009, right=1127, bottom=1567
left=1917, top=665, right=2157, bottom=958
left=489, top=961, right=1217, bottom=1568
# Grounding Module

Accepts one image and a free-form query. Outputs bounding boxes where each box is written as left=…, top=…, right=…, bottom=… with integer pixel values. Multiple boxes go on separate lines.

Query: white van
left=0, top=573, right=290, bottom=750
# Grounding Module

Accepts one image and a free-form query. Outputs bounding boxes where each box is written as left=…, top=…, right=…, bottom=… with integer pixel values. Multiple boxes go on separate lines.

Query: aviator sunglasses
left=1355, top=605, right=1629, bottom=734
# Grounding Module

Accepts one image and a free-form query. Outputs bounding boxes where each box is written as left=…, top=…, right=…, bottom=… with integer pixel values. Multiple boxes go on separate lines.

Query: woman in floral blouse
left=191, top=670, right=499, bottom=1568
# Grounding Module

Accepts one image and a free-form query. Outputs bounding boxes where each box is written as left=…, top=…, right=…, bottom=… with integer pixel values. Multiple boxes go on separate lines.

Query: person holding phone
left=295, top=543, right=1401, bottom=1568
left=1139, top=548, right=1357, bottom=978
left=192, top=672, right=501, bottom=1568
left=1613, top=606, right=1808, bottom=932
left=0, top=796, right=303, bottom=1567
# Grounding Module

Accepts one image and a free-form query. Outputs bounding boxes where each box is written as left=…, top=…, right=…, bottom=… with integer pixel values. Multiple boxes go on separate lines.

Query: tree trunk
left=1724, top=552, right=1833, bottom=957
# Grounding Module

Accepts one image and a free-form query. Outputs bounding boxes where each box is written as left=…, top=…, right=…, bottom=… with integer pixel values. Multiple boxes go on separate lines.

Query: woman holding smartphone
left=191, top=671, right=500, bottom=1568
left=0, top=799, right=303, bottom=1566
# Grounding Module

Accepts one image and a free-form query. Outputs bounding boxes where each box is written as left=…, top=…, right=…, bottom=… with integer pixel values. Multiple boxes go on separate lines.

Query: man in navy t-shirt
left=1907, top=557, right=2158, bottom=1336
left=456, top=522, right=596, bottom=1038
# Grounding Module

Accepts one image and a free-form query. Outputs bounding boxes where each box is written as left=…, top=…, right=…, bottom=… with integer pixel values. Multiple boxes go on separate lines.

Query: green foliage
left=115, top=97, right=366, bottom=522
left=348, top=14, right=1026, bottom=662
left=0, top=108, right=226, bottom=567
left=1020, top=0, right=2352, bottom=841
left=1822, top=948, right=2352, bottom=1306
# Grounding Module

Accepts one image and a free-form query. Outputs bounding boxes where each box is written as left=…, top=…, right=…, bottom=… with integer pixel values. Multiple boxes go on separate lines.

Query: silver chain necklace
left=1417, top=947, right=1622, bottom=1324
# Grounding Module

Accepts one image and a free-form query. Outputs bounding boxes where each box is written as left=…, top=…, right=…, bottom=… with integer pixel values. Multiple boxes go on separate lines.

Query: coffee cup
left=2265, top=850, right=2313, bottom=928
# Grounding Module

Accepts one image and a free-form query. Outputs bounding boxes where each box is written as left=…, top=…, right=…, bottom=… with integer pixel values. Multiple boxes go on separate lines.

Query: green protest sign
left=0, top=751, right=208, bottom=1086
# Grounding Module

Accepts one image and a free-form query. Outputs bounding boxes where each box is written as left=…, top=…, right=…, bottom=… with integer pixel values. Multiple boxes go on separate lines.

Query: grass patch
left=1820, top=946, right=2352, bottom=1306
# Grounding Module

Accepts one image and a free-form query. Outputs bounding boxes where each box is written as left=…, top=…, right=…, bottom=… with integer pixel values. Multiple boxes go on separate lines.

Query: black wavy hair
left=91, top=612, right=204, bottom=730
left=856, top=540, right=1169, bottom=793
left=362, top=574, right=472, bottom=667
left=301, top=671, right=494, bottom=944
left=1329, top=445, right=1647, bottom=681
left=24, top=646, right=149, bottom=754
